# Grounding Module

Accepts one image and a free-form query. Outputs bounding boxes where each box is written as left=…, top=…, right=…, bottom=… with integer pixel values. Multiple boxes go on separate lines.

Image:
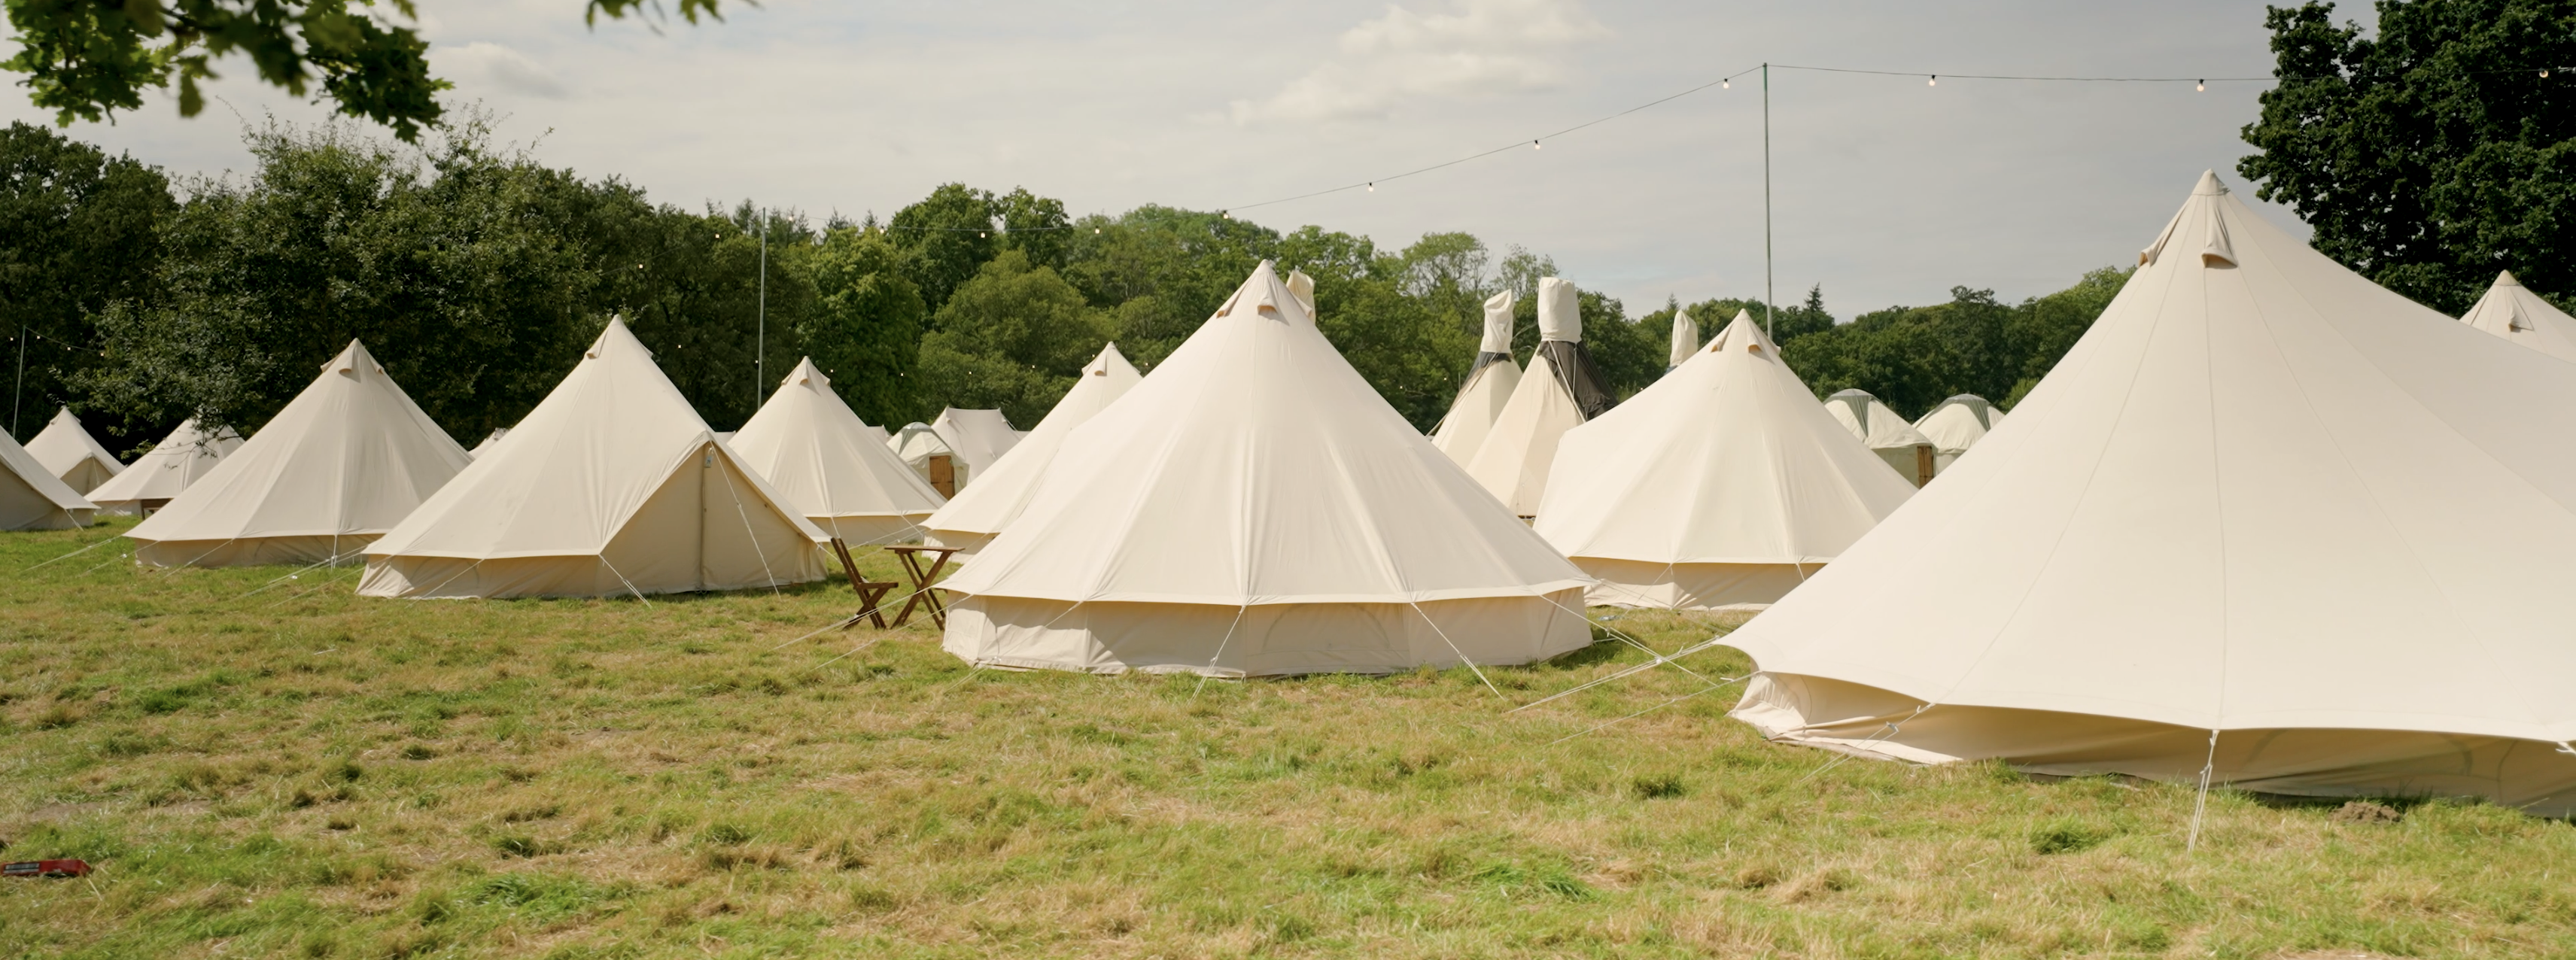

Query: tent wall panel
left=944, top=589, right=1590, bottom=677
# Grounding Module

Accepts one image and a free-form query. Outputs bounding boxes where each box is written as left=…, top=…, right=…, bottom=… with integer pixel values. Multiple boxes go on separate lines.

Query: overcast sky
left=1, top=0, right=2343, bottom=317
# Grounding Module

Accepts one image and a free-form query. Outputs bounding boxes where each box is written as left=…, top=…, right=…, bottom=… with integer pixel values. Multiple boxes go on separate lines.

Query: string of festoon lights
left=880, top=58, right=2571, bottom=233
left=877, top=57, right=2568, bottom=336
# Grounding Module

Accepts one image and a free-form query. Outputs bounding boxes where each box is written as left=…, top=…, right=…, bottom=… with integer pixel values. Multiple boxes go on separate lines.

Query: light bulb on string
left=1928, top=74, right=1937, bottom=87
left=2197, top=80, right=2205, bottom=91
left=1721, top=78, right=1729, bottom=89
left=1532, top=140, right=1541, bottom=150
left=1366, top=182, right=1374, bottom=192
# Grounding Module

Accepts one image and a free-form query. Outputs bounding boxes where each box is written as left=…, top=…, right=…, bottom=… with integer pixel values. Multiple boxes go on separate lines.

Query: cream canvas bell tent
left=0, top=427, right=95, bottom=530
left=359, top=318, right=828, bottom=598
left=730, top=357, right=947, bottom=547
left=1465, top=278, right=1616, bottom=515
left=1668, top=308, right=1699, bottom=371
left=84, top=418, right=242, bottom=513
left=2459, top=270, right=2576, bottom=363
left=1726, top=171, right=2576, bottom=813
left=1824, top=389, right=1936, bottom=486
left=932, top=408, right=1020, bottom=481
left=1912, top=394, right=2004, bottom=475
left=127, top=340, right=472, bottom=567
left=923, top=342, right=1143, bottom=555
left=25, top=407, right=122, bottom=494
left=940, top=262, right=1592, bottom=676
left=1537, top=311, right=1913, bottom=609
left=1428, top=291, right=1523, bottom=466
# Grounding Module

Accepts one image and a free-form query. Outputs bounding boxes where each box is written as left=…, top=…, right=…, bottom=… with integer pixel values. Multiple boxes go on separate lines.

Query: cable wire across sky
left=878, top=59, right=2570, bottom=232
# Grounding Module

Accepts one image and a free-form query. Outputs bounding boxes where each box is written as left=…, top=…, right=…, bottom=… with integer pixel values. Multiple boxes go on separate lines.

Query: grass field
left=2, top=518, right=2569, bottom=958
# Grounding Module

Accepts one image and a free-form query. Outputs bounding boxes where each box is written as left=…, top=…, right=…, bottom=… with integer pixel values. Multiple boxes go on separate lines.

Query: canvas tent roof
left=1428, top=290, right=1523, bottom=466
left=128, top=340, right=471, bottom=567
left=1912, top=394, right=2004, bottom=475
left=924, top=342, right=1142, bottom=554
left=731, top=357, right=947, bottom=547
left=2459, top=270, right=2576, bottom=363
left=25, top=406, right=123, bottom=494
left=1668, top=308, right=1699, bottom=370
left=360, top=318, right=827, bottom=598
left=932, top=408, right=1020, bottom=481
left=939, top=262, right=1590, bottom=676
left=0, top=425, right=95, bottom=530
left=1464, top=278, right=1616, bottom=515
left=1823, top=389, right=1934, bottom=486
left=1537, top=310, right=1912, bottom=609
left=84, top=418, right=242, bottom=510
left=1726, top=171, right=2576, bottom=813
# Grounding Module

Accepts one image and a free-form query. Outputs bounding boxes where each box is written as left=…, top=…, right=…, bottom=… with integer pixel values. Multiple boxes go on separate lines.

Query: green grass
left=2, top=518, right=2570, bottom=958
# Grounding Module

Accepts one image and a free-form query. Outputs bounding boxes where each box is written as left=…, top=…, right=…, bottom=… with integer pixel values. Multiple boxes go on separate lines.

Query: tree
left=914, top=251, right=1110, bottom=427
left=2, top=0, right=728, bottom=141
left=803, top=226, right=927, bottom=429
left=0, top=121, right=172, bottom=443
left=2237, top=0, right=2576, bottom=313
left=887, top=184, right=998, bottom=314
left=81, top=120, right=611, bottom=442
left=1781, top=269, right=2130, bottom=418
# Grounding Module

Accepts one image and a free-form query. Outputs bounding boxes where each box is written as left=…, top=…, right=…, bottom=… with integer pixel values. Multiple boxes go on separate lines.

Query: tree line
left=0, top=117, right=2133, bottom=456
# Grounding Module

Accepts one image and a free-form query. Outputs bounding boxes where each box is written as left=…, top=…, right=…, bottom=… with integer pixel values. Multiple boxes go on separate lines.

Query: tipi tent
left=940, top=262, right=1592, bottom=676
left=359, top=318, right=829, bottom=598
left=1464, top=278, right=1616, bottom=515
left=731, top=357, right=947, bottom=546
left=25, top=407, right=122, bottom=494
left=2459, top=270, right=2576, bottom=363
left=1726, top=172, right=2576, bottom=813
left=1824, top=389, right=1935, bottom=486
left=84, top=418, right=242, bottom=513
left=127, top=341, right=471, bottom=567
left=1537, top=311, right=1913, bottom=609
left=933, top=408, right=1020, bottom=481
left=1668, top=308, right=1699, bottom=370
left=469, top=429, right=509, bottom=459
left=923, top=343, right=1143, bottom=555
left=1911, top=394, right=2005, bottom=475
left=1427, top=291, right=1522, bottom=466
left=0, top=427, right=95, bottom=530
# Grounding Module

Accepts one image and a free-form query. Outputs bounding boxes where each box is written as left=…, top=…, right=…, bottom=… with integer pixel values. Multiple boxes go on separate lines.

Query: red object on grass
left=2, top=859, right=91, bottom=877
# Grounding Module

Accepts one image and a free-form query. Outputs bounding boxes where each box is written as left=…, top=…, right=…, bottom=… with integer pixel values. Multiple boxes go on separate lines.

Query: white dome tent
left=2459, top=270, right=2576, bottom=363
left=939, top=262, right=1591, bottom=676
left=1726, top=172, right=2576, bottom=813
left=1911, top=394, right=2005, bottom=475
left=24, top=406, right=123, bottom=494
left=84, top=418, right=242, bottom=514
left=923, top=342, right=1143, bottom=556
left=730, top=357, right=947, bottom=547
left=1427, top=291, right=1523, bottom=466
left=1464, top=278, right=1616, bottom=515
left=127, top=340, right=472, bottom=567
left=360, top=318, right=828, bottom=599
left=0, top=427, right=95, bottom=530
left=1823, top=388, right=1936, bottom=486
left=1537, top=311, right=1912, bottom=609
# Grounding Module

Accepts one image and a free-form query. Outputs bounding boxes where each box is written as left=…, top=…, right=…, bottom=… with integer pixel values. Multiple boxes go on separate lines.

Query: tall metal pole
left=756, top=214, right=768, bottom=415
left=11, top=325, right=26, bottom=441
left=1762, top=62, right=1775, bottom=341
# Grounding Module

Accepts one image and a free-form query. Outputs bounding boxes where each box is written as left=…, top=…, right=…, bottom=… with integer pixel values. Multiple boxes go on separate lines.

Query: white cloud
left=1230, top=0, right=1610, bottom=124
left=439, top=41, right=572, bottom=99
